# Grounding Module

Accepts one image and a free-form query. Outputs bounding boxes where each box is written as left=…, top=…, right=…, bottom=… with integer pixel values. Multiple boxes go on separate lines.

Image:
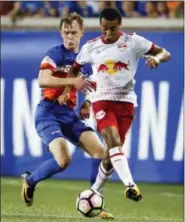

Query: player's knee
left=101, top=127, right=121, bottom=148
left=56, top=154, right=72, bottom=169
left=49, top=137, right=72, bottom=169
left=92, top=148, right=106, bottom=159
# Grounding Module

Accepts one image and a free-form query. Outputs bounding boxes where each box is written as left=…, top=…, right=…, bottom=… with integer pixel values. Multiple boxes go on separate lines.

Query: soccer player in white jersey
left=61, top=7, right=171, bottom=210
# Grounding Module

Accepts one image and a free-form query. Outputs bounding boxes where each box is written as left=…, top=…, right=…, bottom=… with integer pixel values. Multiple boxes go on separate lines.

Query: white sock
left=91, top=161, right=113, bottom=193
left=109, top=147, right=135, bottom=187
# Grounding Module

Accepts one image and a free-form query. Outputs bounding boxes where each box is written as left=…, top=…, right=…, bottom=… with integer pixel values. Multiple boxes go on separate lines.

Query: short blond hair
left=60, top=12, right=84, bottom=31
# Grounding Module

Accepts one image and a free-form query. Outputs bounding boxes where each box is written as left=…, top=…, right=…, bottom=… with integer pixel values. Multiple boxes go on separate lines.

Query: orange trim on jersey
left=40, top=63, right=56, bottom=72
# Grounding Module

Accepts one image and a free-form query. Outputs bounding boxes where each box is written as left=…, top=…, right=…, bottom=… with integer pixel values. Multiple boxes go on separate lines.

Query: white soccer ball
left=76, top=189, right=104, bottom=218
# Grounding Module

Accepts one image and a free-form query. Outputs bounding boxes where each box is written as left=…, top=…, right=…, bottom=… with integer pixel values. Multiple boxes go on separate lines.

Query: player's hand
left=80, top=80, right=97, bottom=95
left=144, top=55, right=160, bottom=69
left=58, top=93, right=70, bottom=105
left=80, top=100, right=91, bottom=119
left=73, top=76, right=88, bottom=90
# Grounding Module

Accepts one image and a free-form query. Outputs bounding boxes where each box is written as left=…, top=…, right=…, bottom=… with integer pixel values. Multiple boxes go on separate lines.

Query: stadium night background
left=1, top=31, right=183, bottom=183
left=1, top=1, right=184, bottom=222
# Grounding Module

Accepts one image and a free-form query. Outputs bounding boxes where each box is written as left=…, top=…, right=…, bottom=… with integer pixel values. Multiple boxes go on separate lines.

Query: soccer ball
left=76, top=189, right=104, bottom=218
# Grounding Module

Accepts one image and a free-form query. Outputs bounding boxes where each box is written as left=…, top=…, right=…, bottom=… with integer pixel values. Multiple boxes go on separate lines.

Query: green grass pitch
left=1, top=177, right=184, bottom=222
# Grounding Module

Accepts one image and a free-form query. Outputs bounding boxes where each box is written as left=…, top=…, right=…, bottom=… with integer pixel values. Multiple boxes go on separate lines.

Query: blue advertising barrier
left=1, top=30, right=184, bottom=183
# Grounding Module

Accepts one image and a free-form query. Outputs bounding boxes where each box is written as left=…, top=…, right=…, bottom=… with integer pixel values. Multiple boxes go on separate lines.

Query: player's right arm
left=38, top=49, right=85, bottom=90
left=38, top=68, right=85, bottom=90
left=38, top=69, right=79, bottom=88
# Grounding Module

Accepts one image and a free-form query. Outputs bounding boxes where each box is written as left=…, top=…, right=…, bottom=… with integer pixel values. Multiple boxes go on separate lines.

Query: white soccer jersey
left=76, top=32, right=154, bottom=106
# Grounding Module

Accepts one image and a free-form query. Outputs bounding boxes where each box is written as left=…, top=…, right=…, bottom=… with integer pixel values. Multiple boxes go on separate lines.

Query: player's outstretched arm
left=38, top=69, right=85, bottom=89
left=144, top=45, right=171, bottom=69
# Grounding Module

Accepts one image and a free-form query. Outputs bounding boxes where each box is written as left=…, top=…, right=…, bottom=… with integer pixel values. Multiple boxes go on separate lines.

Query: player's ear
left=81, top=28, right=84, bottom=36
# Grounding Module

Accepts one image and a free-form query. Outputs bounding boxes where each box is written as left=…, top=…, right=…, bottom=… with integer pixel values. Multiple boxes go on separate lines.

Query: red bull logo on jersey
left=98, top=60, right=129, bottom=75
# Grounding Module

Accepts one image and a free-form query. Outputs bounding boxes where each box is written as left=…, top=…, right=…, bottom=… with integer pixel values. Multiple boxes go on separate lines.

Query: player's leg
left=90, top=158, right=101, bottom=186
left=89, top=131, right=104, bottom=185
left=78, top=131, right=114, bottom=220
left=65, top=117, right=114, bottom=219
left=78, top=130, right=106, bottom=159
left=92, top=101, right=141, bottom=201
left=118, top=102, right=142, bottom=202
left=21, top=121, right=70, bottom=206
left=90, top=101, right=117, bottom=194
left=62, top=114, right=106, bottom=159
left=90, top=138, right=114, bottom=193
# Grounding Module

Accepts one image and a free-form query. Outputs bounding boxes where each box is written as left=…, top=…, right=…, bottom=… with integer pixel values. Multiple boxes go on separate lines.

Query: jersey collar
left=101, top=32, right=123, bottom=44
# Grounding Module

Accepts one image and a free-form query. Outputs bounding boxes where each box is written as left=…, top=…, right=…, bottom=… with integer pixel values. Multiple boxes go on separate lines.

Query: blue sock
left=90, top=158, right=101, bottom=186
left=27, top=158, right=62, bottom=187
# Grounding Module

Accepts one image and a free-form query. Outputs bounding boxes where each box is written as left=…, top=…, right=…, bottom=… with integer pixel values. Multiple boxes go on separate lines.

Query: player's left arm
left=133, top=33, right=171, bottom=69
left=144, top=44, right=171, bottom=69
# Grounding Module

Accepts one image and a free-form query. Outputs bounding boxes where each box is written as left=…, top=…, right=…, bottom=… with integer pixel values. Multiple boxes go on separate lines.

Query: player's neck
left=101, top=32, right=122, bottom=44
left=64, top=44, right=79, bottom=53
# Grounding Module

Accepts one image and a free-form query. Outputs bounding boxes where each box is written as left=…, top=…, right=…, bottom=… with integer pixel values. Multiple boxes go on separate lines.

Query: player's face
left=100, top=18, right=121, bottom=43
left=60, top=20, right=83, bottom=51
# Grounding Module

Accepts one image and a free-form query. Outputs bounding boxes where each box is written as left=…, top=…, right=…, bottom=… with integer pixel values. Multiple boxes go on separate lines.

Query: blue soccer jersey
left=35, top=44, right=93, bottom=147
left=40, top=44, right=92, bottom=108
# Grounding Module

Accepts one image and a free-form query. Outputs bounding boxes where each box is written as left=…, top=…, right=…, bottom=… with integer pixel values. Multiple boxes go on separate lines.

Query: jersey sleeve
left=76, top=43, right=92, bottom=65
left=132, top=33, right=154, bottom=57
left=40, top=48, right=58, bottom=72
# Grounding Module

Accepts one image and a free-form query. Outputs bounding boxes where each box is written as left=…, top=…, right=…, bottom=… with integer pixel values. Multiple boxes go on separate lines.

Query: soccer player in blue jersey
left=20, top=12, right=113, bottom=219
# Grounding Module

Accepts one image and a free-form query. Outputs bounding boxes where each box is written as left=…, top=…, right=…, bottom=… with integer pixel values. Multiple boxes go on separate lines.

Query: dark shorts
left=35, top=100, right=93, bottom=147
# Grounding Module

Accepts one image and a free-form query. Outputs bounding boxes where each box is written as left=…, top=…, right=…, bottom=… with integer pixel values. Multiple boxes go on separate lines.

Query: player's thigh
left=92, top=101, right=119, bottom=136
left=79, top=130, right=106, bottom=159
left=36, top=120, right=63, bottom=147
left=117, top=102, right=135, bottom=145
left=93, top=101, right=121, bottom=147
left=63, top=118, right=105, bottom=159
left=36, top=120, right=71, bottom=167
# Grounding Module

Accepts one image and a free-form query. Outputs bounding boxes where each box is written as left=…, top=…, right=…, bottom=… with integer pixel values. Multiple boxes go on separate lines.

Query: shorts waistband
left=42, top=99, right=60, bottom=105
left=41, top=99, right=75, bottom=110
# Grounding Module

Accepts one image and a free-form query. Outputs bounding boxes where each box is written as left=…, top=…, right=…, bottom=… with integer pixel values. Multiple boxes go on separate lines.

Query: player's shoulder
left=121, top=32, right=136, bottom=39
left=121, top=32, right=145, bottom=43
left=83, top=36, right=102, bottom=49
left=128, top=32, right=145, bottom=40
left=46, top=45, right=63, bottom=55
left=87, top=36, right=101, bottom=44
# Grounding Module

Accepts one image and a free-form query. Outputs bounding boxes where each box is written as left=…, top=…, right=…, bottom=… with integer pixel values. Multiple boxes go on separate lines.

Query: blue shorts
left=35, top=100, right=93, bottom=147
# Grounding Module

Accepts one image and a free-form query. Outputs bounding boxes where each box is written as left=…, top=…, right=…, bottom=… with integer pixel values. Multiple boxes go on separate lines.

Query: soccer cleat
left=125, top=184, right=142, bottom=202
left=99, top=209, right=114, bottom=220
left=21, top=172, right=35, bottom=206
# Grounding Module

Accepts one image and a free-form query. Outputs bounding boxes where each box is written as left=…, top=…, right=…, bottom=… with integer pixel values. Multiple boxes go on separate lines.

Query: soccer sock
left=26, top=158, right=62, bottom=187
left=91, top=161, right=114, bottom=193
left=109, top=147, right=135, bottom=187
left=90, top=158, right=102, bottom=186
